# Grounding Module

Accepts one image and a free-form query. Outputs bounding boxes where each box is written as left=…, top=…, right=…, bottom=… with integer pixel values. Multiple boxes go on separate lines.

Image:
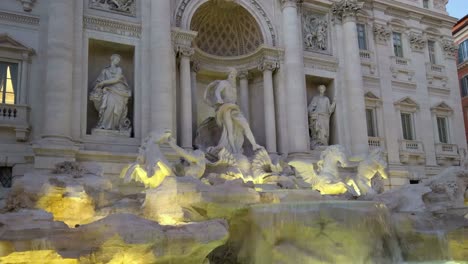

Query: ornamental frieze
left=89, top=0, right=136, bottom=17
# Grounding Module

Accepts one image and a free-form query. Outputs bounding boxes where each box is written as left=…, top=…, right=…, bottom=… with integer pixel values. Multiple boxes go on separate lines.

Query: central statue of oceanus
left=203, top=68, right=261, bottom=154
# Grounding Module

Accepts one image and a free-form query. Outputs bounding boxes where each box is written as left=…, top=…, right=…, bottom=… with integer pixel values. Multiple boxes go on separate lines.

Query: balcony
left=359, top=50, right=372, bottom=61
left=426, top=62, right=446, bottom=76
left=368, top=137, right=385, bottom=151
left=0, top=104, right=30, bottom=141
left=435, top=143, right=460, bottom=166
left=399, top=140, right=425, bottom=164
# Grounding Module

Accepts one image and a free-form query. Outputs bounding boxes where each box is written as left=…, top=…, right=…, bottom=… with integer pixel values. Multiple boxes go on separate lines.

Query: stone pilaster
left=150, top=0, right=174, bottom=133
left=259, top=59, right=278, bottom=153
left=33, top=0, right=78, bottom=168
left=280, top=0, right=309, bottom=154
left=331, top=0, right=369, bottom=154
left=191, top=61, right=200, bottom=141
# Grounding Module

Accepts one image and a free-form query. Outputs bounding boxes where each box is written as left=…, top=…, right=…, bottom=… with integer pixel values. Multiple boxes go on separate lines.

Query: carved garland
left=175, top=0, right=277, bottom=46
left=408, top=32, right=426, bottom=52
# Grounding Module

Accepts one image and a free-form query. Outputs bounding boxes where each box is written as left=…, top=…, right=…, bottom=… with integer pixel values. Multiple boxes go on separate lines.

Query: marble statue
left=122, top=131, right=206, bottom=188
left=354, top=148, right=388, bottom=196
left=89, top=54, right=132, bottom=133
left=289, top=145, right=360, bottom=195
left=204, top=68, right=262, bottom=154
left=308, top=85, right=336, bottom=148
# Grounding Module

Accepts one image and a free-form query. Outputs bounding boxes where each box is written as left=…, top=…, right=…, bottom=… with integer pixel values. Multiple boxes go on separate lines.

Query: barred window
left=0, top=167, right=12, bottom=188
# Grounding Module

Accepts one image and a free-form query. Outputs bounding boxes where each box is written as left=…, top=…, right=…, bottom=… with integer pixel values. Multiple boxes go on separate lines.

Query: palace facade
left=0, top=0, right=464, bottom=189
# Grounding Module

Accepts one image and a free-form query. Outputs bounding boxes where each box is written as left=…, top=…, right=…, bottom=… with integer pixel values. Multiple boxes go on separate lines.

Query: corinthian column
left=42, top=0, right=75, bottom=141
left=238, top=70, right=250, bottom=121
left=280, top=0, right=309, bottom=154
left=332, top=0, right=368, bottom=154
left=150, top=0, right=174, bottom=133
left=259, top=60, right=278, bottom=153
left=174, top=28, right=197, bottom=149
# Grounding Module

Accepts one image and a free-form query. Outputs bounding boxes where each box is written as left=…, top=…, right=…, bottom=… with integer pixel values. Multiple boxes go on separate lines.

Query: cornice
left=83, top=16, right=141, bottom=38
left=0, top=10, right=39, bottom=27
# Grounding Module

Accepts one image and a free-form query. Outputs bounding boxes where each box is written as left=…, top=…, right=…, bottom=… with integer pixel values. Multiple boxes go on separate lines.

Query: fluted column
left=332, top=0, right=368, bottom=154
left=150, top=0, right=173, bottom=133
left=280, top=0, right=309, bottom=154
left=238, top=70, right=250, bottom=121
left=259, top=60, right=278, bottom=153
left=42, top=0, right=75, bottom=141
left=177, top=47, right=195, bottom=149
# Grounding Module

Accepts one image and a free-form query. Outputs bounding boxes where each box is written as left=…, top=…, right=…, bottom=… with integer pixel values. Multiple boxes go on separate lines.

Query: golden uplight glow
left=120, top=162, right=173, bottom=189
left=1, top=66, right=16, bottom=104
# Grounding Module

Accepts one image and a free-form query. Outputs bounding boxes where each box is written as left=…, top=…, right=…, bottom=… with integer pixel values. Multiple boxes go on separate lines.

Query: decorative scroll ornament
left=302, top=12, right=328, bottom=52
left=258, top=58, right=278, bottom=72
left=89, top=0, right=136, bottom=17
left=409, top=32, right=426, bottom=52
left=373, top=24, right=391, bottom=44
left=441, top=39, right=457, bottom=58
left=17, top=0, right=35, bottom=12
left=331, top=0, right=363, bottom=21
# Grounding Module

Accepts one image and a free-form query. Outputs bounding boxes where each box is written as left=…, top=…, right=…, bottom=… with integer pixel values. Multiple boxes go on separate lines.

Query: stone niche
left=305, top=76, right=337, bottom=146
left=87, top=39, right=135, bottom=137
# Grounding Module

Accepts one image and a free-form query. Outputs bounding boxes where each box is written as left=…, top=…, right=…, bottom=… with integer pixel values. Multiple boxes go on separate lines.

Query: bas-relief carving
left=408, top=32, right=426, bottom=52
left=89, top=0, right=136, bottom=17
left=89, top=54, right=132, bottom=136
left=302, top=12, right=328, bottom=53
left=308, top=85, right=335, bottom=149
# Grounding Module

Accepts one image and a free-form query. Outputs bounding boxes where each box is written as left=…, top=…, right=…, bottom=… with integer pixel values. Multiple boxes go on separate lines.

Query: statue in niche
left=89, top=54, right=132, bottom=135
left=203, top=68, right=262, bottom=155
left=308, top=85, right=336, bottom=148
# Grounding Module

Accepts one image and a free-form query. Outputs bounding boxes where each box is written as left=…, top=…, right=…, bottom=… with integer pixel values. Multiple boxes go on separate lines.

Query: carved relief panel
left=302, top=11, right=330, bottom=54
left=89, top=0, right=136, bottom=17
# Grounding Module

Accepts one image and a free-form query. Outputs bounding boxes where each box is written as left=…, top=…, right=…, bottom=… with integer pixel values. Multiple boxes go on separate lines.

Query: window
left=459, top=40, right=468, bottom=63
left=461, top=76, right=468, bottom=97
left=423, top=0, right=429, bottom=8
left=366, top=108, right=377, bottom=137
left=0, top=62, right=18, bottom=104
left=428, top=40, right=436, bottom=64
left=436, top=116, right=449, bottom=143
left=0, top=167, right=12, bottom=188
left=393, top=32, right=403, bottom=58
left=401, top=113, right=414, bottom=140
left=357, top=24, right=367, bottom=50
left=409, top=179, right=420, bottom=184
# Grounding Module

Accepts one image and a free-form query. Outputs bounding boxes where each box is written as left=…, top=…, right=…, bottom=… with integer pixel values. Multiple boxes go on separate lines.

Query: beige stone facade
left=0, top=0, right=465, bottom=189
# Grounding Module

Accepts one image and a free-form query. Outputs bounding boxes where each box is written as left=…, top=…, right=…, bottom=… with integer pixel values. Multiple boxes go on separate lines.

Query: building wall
left=0, top=0, right=465, bottom=186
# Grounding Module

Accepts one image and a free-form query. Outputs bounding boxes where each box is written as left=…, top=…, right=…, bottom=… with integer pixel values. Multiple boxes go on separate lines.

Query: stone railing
left=400, top=140, right=424, bottom=152
left=359, top=50, right=372, bottom=60
left=0, top=104, right=30, bottom=141
left=392, top=56, right=411, bottom=67
left=435, top=143, right=460, bottom=166
left=368, top=137, right=385, bottom=150
left=426, top=62, right=446, bottom=75
left=399, top=139, right=425, bottom=164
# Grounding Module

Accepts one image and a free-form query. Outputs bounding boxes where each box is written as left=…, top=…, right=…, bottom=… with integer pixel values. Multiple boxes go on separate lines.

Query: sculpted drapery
left=90, top=54, right=131, bottom=131
left=308, top=85, right=336, bottom=147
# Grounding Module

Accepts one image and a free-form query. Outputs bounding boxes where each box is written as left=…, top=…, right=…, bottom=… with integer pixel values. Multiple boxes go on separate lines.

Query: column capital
left=176, top=45, right=195, bottom=57
left=279, top=0, right=303, bottom=10
left=373, top=23, right=392, bottom=45
left=331, top=0, right=364, bottom=22
left=258, top=59, right=279, bottom=72
left=238, top=70, right=250, bottom=80
left=191, top=60, right=201, bottom=73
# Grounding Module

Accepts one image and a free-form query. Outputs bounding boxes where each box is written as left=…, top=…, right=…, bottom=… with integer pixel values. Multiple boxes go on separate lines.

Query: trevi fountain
left=0, top=0, right=466, bottom=263
left=0, top=68, right=466, bottom=263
